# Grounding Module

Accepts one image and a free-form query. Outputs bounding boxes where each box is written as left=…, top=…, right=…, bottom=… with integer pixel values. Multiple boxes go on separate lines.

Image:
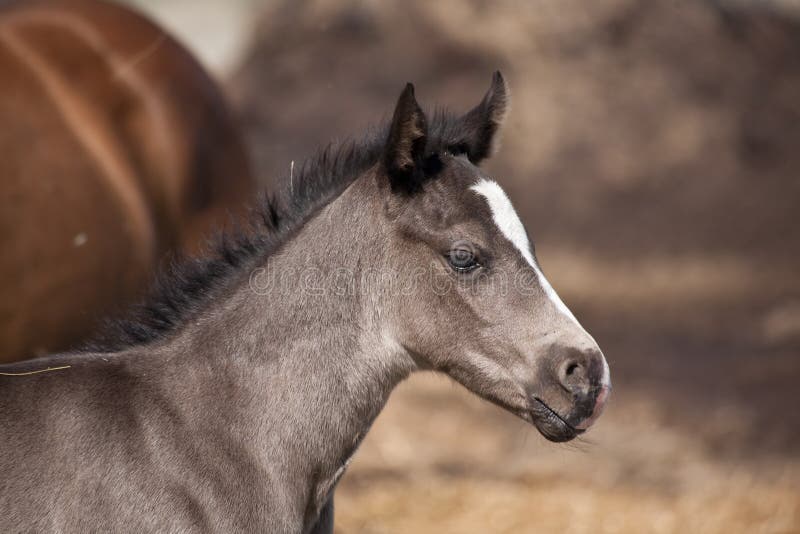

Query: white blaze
left=469, top=179, right=579, bottom=324
left=469, top=178, right=611, bottom=388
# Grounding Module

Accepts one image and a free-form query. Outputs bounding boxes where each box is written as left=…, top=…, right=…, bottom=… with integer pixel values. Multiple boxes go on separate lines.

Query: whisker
left=0, top=365, right=72, bottom=377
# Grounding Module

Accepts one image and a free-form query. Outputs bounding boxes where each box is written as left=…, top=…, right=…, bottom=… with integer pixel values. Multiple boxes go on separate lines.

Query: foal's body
left=2, top=175, right=396, bottom=532
left=0, top=175, right=406, bottom=532
left=1, top=74, right=610, bottom=532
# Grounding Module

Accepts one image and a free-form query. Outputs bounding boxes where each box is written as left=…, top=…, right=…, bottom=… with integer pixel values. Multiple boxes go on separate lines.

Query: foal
left=0, top=73, right=610, bottom=533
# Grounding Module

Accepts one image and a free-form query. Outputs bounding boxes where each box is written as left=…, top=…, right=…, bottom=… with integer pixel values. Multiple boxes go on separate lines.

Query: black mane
left=86, top=110, right=465, bottom=352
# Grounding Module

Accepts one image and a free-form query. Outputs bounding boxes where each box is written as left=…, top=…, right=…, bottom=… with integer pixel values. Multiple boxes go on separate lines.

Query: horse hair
left=86, top=110, right=466, bottom=352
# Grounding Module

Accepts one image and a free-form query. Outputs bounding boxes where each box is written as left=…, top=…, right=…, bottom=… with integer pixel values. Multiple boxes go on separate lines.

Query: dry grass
left=334, top=376, right=800, bottom=534
left=337, top=474, right=799, bottom=534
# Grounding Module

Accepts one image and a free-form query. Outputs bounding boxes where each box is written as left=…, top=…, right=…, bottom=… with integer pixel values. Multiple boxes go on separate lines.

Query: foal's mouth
left=529, top=397, right=584, bottom=443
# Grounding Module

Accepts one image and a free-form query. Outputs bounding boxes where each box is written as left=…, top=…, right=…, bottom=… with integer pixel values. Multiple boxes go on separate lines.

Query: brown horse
left=0, top=0, right=254, bottom=363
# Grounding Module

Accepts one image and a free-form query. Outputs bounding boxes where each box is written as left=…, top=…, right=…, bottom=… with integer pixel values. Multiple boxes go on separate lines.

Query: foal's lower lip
left=529, top=397, right=582, bottom=442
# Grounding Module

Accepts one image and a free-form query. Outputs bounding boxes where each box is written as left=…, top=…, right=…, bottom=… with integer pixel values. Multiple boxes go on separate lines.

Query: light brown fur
left=0, top=0, right=254, bottom=362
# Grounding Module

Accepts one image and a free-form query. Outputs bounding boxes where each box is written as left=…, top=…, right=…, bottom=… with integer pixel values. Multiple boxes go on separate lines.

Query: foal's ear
left=453, top=71, right=510, bottom=164
left=383, top=83, right=429, bottom=194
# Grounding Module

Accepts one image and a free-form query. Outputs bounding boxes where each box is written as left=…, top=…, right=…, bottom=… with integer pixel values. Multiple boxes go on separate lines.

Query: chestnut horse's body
left=0, top=0, right=254, bottom=362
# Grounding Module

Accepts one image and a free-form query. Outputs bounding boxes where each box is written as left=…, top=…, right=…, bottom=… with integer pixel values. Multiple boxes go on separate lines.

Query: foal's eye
left=447, top=246, right=480, bottom=273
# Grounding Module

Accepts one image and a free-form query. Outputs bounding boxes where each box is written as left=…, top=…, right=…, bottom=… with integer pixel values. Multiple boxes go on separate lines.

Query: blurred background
left=6, top=0, right=800, bottom=531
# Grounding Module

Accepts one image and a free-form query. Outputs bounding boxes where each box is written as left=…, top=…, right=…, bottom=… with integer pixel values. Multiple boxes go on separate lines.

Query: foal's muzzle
left=530, top=346, right=611, bottom=442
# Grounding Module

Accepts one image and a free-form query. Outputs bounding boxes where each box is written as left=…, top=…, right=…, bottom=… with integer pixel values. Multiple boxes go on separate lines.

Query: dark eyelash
left=446, top=143, right=470, bottom=157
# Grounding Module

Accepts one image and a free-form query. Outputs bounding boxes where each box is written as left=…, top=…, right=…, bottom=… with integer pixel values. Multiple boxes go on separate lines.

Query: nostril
left=565, top=362, right=579, bottom=377
left=559, top=359, right=585, bottom=386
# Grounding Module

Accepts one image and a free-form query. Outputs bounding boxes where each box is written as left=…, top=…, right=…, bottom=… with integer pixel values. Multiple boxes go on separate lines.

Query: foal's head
left=377, top=73, right=610, bottom=442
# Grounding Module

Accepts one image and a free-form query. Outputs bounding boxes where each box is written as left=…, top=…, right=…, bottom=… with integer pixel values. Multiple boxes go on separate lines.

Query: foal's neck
left=162, top=171, right=414, bottom=520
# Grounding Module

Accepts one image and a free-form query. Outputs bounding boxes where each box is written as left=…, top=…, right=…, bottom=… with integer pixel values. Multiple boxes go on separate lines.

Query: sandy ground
left=336, top=377, right=799, bottom=533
